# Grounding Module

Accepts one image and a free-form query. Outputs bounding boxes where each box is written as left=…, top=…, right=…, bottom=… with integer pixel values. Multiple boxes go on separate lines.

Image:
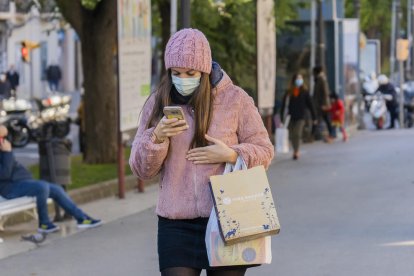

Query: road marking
left=380, top=240, right=414, bottom=247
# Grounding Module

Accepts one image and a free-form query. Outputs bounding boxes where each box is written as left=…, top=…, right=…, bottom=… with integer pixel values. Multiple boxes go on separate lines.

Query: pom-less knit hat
left=164, top=28, right=212, bottom=74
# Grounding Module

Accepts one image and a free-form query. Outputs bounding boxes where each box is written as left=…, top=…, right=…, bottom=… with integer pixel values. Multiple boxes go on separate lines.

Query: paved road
left=1, top=129, right=414, bottom=276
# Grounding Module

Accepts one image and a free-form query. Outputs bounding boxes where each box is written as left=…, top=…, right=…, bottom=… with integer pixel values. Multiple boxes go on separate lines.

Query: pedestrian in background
left=377, top=74, right=398, bottom=129
left=329, top=93, right=347, bottom=142
left=281, top=73, right=316, bottom=160
left=129, top=28, right=274, bottom=276
left=6, top=65, right=19, bottom=96
left=312, top=66, right=334, bottom=142
left=46, top=64, right=62, bottom=92
left=0, top=73, right=12, bottom=100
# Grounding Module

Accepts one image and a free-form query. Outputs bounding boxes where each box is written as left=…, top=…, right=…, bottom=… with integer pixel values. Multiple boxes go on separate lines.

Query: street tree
left=53, top=0, right=118, bottom=163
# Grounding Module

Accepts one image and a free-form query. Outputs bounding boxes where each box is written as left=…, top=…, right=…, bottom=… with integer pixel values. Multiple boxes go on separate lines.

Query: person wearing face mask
left=280, top=73, right=316, bottom=160
left=130, top=29, right=274, bottom=276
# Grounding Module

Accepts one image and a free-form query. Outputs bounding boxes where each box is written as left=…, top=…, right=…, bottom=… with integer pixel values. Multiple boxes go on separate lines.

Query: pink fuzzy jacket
left=129, top=72, right=274, bottom=219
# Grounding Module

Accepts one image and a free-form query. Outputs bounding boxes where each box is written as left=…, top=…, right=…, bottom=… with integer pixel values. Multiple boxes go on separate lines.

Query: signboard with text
left=117, top=0, right=152, bottom=131
left=257, top=0, right=276, bottom=113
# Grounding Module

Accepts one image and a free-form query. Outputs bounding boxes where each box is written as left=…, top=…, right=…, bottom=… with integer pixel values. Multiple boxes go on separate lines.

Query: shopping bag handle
left=223, top=156, right=247, bottom=174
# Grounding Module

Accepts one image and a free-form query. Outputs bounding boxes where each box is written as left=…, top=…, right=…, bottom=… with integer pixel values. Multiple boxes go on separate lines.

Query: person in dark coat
left=281, top=73, right=317, bottom=160
left=46, top=64, right=62, bottom=92
left=6, top=65, right=19, bottom=93
left=0, top=73, right=12, bottom=99
left=377, top=74, right=398, bottom=129
left=312, top=66, right=334, bottom=142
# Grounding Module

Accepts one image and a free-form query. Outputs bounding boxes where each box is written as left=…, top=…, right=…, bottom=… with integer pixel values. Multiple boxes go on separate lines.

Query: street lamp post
left=181, top=0, right=191, bottom=28
left=354, top=0, right=366, bottom=129
left=317, top=0, right=326, bottom=69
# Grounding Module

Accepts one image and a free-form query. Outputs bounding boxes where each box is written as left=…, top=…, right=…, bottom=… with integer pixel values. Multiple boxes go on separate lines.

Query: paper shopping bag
left=276, top=115, right=290, bottom=154
left=205, top=208, right=272, bottom=266
left=209, top=157, right=280, bottom=245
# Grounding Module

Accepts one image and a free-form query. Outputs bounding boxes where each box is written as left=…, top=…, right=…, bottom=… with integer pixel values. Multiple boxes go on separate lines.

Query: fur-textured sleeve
left=230, top=90, right=274, bottom=169
left=129, top=95, right=170, bottom=179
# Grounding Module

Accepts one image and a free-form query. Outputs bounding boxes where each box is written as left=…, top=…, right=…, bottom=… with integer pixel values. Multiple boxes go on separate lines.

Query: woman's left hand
left=186, top=135, right=238, bottom=164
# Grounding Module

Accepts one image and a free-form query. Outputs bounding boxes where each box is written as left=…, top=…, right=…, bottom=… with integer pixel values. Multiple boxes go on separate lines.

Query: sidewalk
left=0, top=126, right=357, bottom=260
left=0, top=183, right=159, bottom=260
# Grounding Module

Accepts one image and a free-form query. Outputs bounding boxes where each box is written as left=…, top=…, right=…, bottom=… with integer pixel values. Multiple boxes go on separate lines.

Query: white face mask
left=171, top=75, right=201, bottom=96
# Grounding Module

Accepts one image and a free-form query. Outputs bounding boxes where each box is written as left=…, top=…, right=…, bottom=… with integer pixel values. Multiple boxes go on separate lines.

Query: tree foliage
left=151, top=0, right=303, bottom=99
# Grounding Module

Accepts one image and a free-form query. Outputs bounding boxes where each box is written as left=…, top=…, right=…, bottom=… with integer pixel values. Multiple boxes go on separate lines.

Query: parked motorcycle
left=402, top=82, right=414, bottom=128
left=0, top=93, right=72, bottom=148
left=362, top=73, right=379, bottom=111
left=0, top=98, right=33, bottom=147
left=365, top=92, right=392, bottom=129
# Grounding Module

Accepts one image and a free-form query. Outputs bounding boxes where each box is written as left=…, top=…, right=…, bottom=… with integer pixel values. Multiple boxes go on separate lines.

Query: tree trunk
left=55, top=0, right=118, bottom=163
left=80, top=2, right=118, bottom=163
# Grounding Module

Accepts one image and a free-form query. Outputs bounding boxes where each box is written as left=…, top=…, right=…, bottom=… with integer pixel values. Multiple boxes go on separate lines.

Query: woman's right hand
left=153, top=117, right=189, bottom=142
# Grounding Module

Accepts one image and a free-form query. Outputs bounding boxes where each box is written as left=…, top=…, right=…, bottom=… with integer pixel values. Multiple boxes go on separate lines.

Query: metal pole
left=411, top=1, right=414, bottom=77
left=317, top=0, right=326, bottom=69
left=391, top=0, right=396, bottom=81
left=310, top=0, right=316, bottom=94
left=407, top=0, right=412, bottom=76
left=30, top=60, right=33, bottom=98
left=181, top=0, right=191, bottom=28
left=333, top=0, right=340, bottom=96
left=354, top=0, right=365, bottom=129
left=399, top=60, right=405, bottom=127
left=116, top=2, right=125, bottom=199
left=171, top=0, right=177, bottom=34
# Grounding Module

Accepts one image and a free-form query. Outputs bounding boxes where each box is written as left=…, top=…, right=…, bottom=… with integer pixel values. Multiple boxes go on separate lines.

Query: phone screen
left=164, top=107, right=185, bottom=121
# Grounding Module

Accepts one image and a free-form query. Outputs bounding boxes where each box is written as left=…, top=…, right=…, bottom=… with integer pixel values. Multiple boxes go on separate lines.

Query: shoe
left=293, top=152, right=299, bottom=160
left=38, top=222, right=60, bottom=234
left=77, top=218, right=102, bottom=229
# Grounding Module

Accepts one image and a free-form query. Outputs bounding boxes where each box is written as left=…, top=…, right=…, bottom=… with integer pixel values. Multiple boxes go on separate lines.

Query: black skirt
left=157, top=216, right=258, bottom=272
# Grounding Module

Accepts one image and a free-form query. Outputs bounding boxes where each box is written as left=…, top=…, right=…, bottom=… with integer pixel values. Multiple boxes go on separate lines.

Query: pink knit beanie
left=164, top=28, right=212, bottom=74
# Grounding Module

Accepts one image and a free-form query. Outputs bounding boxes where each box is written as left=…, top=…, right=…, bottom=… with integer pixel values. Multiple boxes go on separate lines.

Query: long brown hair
left=146, top=70, right=214, bottom=149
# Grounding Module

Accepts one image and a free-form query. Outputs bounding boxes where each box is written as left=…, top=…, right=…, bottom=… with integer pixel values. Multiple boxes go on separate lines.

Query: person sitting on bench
left=0, top=125, right=102, bottom=233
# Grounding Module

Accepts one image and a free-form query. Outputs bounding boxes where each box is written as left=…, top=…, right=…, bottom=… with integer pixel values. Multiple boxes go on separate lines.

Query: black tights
left=161, top=267, right=247, bottom=276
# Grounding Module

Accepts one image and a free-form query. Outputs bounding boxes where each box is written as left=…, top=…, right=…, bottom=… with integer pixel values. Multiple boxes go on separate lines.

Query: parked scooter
left=362, top=72, right=379, bottom=111
left=402, top=82, right=414, bottom=128
left=365, top=91, right=393, bottom=129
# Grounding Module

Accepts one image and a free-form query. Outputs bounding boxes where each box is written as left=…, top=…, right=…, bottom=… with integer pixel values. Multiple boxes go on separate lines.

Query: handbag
left=276, top=115, right=290, bottom=154
left=205, top=158, right=272, bottom=266
left=209, top=157, right=280, bottom=245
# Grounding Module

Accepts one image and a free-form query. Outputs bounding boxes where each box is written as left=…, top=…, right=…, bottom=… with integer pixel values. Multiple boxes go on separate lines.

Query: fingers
left=187, top=147, right=207, bottom=154
left=162, top=117, right=186, bottom=126
left=205, top=134, right=220, bottom=144
left=163, top=124, right=189, bottom=137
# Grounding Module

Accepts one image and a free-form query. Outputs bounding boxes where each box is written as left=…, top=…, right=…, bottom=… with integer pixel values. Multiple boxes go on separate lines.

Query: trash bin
left=38, top=138, right=72, bottom=221
left=38, top=138, right=72, bottom=186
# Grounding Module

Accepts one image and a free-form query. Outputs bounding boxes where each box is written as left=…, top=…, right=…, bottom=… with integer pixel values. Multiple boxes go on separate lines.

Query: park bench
left=0, top=195, right=52, bottom=231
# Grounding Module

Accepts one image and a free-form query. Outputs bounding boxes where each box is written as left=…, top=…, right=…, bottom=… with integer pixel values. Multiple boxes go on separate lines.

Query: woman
left=280, top=73, right=316, bottom=160
left=129, top=29, right=274, bottom=276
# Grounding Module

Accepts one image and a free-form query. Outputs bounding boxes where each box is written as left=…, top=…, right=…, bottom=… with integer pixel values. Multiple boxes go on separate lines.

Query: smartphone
left=163, top=106, right=186, bottom=121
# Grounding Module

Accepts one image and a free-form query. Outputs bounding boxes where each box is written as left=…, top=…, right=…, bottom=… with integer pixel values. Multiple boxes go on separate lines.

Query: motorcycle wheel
left=53, top=121, right=70, bottom=138
left=9, top=124, right=31, bottom=148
